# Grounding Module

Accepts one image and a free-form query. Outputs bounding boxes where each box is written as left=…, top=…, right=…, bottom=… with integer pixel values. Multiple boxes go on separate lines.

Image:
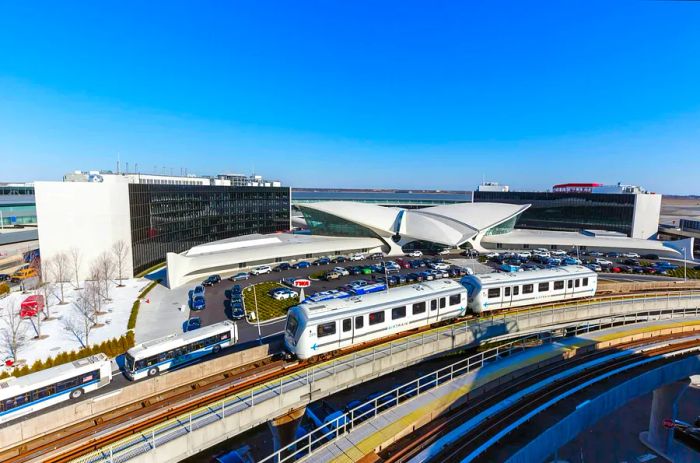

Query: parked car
left=595, top=258, right=613, bottom=267
left=184, top=317, right=202, bottom=332
left=333, top=267, right=350, bottom=276
left=230, top=306, right=246, bottom=320
left=429, top=262, right=450, bottom=271
left=191, top=295, right=206, bottom=311
left=397, top=260, right=411, bottom=269
left=229, top=272, right=250, bottom=281
left=330, top=256, right=347, bottom=263
left=622, top=252, right=640, bottom=258
left=291, top=261, right=311, bottom=269
left=349, top=254, right=365, bottom=261
left=642, top=254, right=660, bottom=260
left=588, top=251, right=604, bottom=257
left=0, top=273, right=10, bottom=282
left=409, top=260, right=424, bottom=268
left=623, top=259, right=640, bottom=266
left=251, top=265, right=272, bottom=275
left=405, top=273, right=419, bottom=283
left=202, top=275, right=221, bottom=286
left=271, top=288, right=298, bottom=300
left=348, top=266, right=363, bottom=275
left=485, top=252, right=500, bottom=259
left=191, top=285, right=205, bottom=297
left=606, top=252, right=621, bottom=258
left=324, top=271, right=342, bottom=281
left=312, top=257, right=331, bottom=266
left=10, top=267, right=37, bottom=282
left=437, top=248, right=450, bottom=255
left=563, top=257, right=581, bottom=265
left=370, top=252, right=384, bottom=260
left=273, top=263, right=292, bottom=272
left=361, top=266, right=374, bottom=275
left=406, top=250, right=423, bottom=257
left=230, top=284, right=242, bottom=296
left=550, top=250, right=567, bottom=257
left=419, top=271, right=434, bottom=281
left=586, top=263, right=603, bottom=272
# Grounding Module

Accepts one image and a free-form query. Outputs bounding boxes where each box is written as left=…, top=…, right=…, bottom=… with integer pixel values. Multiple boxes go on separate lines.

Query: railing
left=267, top=305, right=700, bottom=463
left=71, top=291, right=700, bottom=463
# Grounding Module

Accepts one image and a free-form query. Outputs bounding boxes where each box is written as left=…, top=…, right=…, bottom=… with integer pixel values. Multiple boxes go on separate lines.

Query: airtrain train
left=284, top=266, right=597, bottom=359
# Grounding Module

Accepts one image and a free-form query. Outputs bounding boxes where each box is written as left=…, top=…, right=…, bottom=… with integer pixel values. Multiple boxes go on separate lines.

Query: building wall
left=35, top=182, right=134, bottom=281
left=632, top=193, right=662, bottom=239
left=473, top=191, right=638, bottom=236
left=129, top=185, right=291, bottom=274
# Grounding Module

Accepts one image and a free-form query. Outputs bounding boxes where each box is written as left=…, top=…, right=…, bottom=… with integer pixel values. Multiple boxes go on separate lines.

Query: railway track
left=2, top=289, right=698, bottom=463
left=380, top=335, right=700, bottom=463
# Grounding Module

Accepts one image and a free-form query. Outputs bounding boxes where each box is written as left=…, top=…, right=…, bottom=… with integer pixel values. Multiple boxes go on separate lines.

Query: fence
left=71, top=291, right=700, bottom=463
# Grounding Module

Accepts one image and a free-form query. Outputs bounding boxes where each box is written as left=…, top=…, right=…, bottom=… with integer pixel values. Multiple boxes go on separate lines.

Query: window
left=392, top=306, right=406, bottom=320
left=583, top=277, right=589, bottom=286
left=523, top=244, right=530, bottom=249
left=567, top=280, right=573, bottom=289
left=369, top=311, right=385, bottom=325
left=505, top=287, right=511, bottom=297
left=317, top=322, right=336, bottom=338
left=538, top=282, right=549, bottom=292
left=449, top=294, right=461, bottom=306
left=413, top=301, right=426, bottom=315
left=355, top=316, right=364, bottom=329
left=575, top=279, right=580, bottom=288
left=430, top=300, right=437, bottom=311
left=513, top=286, right=519, bottom=296
left=554, top=280, right=564, bottom=290
left=488, top=288, right=500, bottom=298
left=440, top=297, right=446, bottom=308
left=523, top=284, right=533, bottom=294
left=342, top=319, right=352, bottom=332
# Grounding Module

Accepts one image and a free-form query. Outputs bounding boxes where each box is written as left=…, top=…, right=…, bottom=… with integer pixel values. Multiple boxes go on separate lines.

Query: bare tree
left=48, top=252, right=70, bottom=304
left=111, top=240, right=129, bottom=287
left=93, top=252, right=115, bottom=303
left=64, top=283, right=99, bottom=348
left=0, top=300, right=29, bottom=363
left=69, top=247, right=82, bottom=289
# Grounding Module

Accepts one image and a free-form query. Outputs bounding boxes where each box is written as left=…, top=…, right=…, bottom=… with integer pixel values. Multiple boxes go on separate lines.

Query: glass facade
left=128, top=185, right=290, bottom=274
left=484, top=214, right=520, bottom=236
left=298, top=206, right=382, bottom=239
left=474, top=191, right=636, bottom=236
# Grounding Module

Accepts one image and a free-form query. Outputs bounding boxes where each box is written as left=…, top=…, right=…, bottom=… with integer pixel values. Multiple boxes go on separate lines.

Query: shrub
left=127, top=300, right=140, bottom=330
left=0, top=282, right=9, bottom=298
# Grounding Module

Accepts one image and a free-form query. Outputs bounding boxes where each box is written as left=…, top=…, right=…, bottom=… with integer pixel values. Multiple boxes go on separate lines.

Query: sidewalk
left=134, top=281, right=190, bottom=344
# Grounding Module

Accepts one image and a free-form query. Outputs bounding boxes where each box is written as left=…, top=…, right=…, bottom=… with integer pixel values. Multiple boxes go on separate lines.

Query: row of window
left=487, top=278, right=590, bottom=299
left=132, top=332, right=231, bottom=370
left=0, top=370, right=100, bottom=413
left=317, top=294, right=462, bottom=338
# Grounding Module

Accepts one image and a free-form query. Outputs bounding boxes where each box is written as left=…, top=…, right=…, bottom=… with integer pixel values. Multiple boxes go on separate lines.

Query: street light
left=252, top=285, right=262, bottom=344
left=683, top=247, right=687, bottom=282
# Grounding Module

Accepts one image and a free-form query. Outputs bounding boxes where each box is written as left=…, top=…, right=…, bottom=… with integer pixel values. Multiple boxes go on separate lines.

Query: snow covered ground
left=0, top=278, right=147, bottom=368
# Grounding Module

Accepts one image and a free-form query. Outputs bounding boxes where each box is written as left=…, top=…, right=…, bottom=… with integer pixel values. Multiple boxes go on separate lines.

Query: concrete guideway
left=65, top=292, right=700, bottom=463
left=297, top=320, right=700, bottom=463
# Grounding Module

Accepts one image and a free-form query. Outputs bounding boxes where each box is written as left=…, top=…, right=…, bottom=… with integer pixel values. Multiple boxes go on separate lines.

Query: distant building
left=291, top=189, right=472, bottom=208
left=552, top=183, right=604, bottom=193
left=64, top=170, right=283, bottom=188
left=476, top=182, right=510, bottom=192
left=0, top=182, right=36, bottom=228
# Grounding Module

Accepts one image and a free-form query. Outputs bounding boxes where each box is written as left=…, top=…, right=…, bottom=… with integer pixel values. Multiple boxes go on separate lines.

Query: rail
left=266, top=306, right=700, bottom=463
left=69, top=291, right=700, bottom=463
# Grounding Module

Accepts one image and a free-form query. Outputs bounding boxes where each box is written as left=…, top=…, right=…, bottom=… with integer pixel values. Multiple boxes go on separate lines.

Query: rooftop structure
left=476, top=182, right=510, bottom=192
left=63, top=170, right=282, bottom=187
left=291, top=189, right=472, bottom=208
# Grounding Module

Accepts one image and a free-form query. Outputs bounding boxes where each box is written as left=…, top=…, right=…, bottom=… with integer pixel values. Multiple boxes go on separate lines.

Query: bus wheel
left=70, top=388, right=84, bottom=400
left=147, top=367, right=159, bottom=377
left=212, top=344, right=222, bottom=354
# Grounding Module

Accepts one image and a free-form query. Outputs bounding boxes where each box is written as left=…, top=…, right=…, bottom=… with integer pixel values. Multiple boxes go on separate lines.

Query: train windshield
left=124, top=353, right=135, bottom=372
left=286, top=311, right=300, bottom=340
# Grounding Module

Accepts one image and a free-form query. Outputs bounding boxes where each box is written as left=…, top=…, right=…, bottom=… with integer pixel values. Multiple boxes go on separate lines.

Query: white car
left=271, top=289, right=298, bottom=300
left=516, top=251, right=531, bottom=259
left=429, top=262, right=450, bottom=271
left=589, top=251, right=604, bottom=257
left=251, top=265, right=272, bottom=275
left=485, top=252, right=500, bottom=259
left=550, top=250, right=567, bottom=257
left=438, top=249, right=450, bottom=255
left=333, top=267, right=350, bottom=276
left=595, top=258, right=613, bottom=266
left=533, top=251, right=551, bottom=258
left=406, top=250, right=423, bottom=257
left=348, top=254, right=365, bottom=261
left=586, top=263, right=603, bottom=272
left=622, top=252, right=640, bottom=258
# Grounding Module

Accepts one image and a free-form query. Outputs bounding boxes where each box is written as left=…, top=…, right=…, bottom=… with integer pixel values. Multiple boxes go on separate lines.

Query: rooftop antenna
left=126, top=162, right=129, bottom=174
left=135, top=163, right=138, bottom=174
left=117, top=153, right=121, bottom=174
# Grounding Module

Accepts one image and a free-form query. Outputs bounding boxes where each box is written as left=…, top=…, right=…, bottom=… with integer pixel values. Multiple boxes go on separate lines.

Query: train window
left=567, top=280, right=573, bottom=289
left=430, top=300, right=437, bottom=311
left=449, top=294, right=461, bottom=306
left=554, top=281, right=564, bottom=290
left=538, top=282, right=549, bottom=292
left=342, top=319, right=352, bottom=332
left=440, top=298, right=446, bottom=309
left=392, top=306, right=406, bottom=320
left=523, top=284, right=534, bottom=294
left=413, top=301, right=426, bottom=315
left=583, top=277, right=589, bottom=286
left=369, top=311, right=385, bottom=325
left=488, top=288, right=500, bottom=298
left=317, top=322, right=336, bottom=338
left=513, top=286, right=519, bottom=296
left=575, top=279, right=581, bottom=288
left=504, top=287, right=511, bottom=297
left=355, top=316, right=364, bottom=329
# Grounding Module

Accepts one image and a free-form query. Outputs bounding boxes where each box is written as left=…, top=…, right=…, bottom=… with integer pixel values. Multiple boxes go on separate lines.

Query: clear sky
left=1, top=1, right=699, bottom=193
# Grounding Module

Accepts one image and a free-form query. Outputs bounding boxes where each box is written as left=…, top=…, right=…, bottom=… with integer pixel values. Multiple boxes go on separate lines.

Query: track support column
left=268, top=406, right=306, bottom=462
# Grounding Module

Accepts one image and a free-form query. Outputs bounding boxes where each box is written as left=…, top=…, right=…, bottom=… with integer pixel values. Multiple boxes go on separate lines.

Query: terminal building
left=35, top=177, right=290, bottom=280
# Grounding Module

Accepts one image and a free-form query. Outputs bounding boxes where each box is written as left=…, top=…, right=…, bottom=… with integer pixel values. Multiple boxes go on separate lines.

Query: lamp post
left=253, top=285, right=262, bottom=344
left=683, top=247, right=687, bottom=282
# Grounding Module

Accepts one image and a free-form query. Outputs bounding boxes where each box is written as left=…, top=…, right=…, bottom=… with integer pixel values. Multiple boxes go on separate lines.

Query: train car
left=460, top=265, right=597, bottom=314
left=0, top=354, right=112, bottom=424
left=284, top=279, right=467, bottom=360
left=124, top=320, right=238, bottom=380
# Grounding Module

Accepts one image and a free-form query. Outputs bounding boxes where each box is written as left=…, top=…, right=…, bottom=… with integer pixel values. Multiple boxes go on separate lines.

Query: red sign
left=292, top=279, right=311, bottom=288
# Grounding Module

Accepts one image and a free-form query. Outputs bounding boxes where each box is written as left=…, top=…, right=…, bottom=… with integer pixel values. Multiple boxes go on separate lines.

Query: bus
left=124, top=321, right=238, bottom=380
left=0, top=354, right=112, bottom=424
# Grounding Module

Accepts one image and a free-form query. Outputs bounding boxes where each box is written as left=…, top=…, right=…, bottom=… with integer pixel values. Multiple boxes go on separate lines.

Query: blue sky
left=1, top=1, right=699, bottom=193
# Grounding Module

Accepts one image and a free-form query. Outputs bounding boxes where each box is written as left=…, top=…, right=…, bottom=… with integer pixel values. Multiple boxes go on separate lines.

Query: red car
left=20, top=295, right=45, bottom=318
left=396, top=258, right=411, bottom=269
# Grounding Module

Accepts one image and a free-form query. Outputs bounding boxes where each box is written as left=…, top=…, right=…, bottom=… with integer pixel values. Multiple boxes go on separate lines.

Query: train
left=284, top=266, right=597, bottom=359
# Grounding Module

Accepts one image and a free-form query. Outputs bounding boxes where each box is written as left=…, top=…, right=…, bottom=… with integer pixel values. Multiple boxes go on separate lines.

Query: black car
left=370, top=252, right=384, bottom=260
left=405, top=273, right=418, bottom=283
left=0, top=274, right=11, bottom=282
left=623, top=259, right=640, bottom=266
left=312, top=257, right=331, bottom=266
left=606, top=252, right=621, bottom=258
left=617, top=264, right=632, bottom=273
left=230, top=306, right=246, bottom=320
left=230, top=284, right=242, bottom=296
left=331, top=256, right=347, bottom=263
left=202, top=275, right=221, bottom=286
left=348, top=266, right=363, bottom=275
left=273, top=263, right=291, bottom=272
left=642, top=254, right=660, bottom=260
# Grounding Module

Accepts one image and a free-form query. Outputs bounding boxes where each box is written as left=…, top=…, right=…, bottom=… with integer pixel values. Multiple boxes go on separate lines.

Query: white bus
left=0, top=354, right=112, bottom=424
left=285, top=280, right=467, bottom=360
left=124, top=321, right=238, bottom=380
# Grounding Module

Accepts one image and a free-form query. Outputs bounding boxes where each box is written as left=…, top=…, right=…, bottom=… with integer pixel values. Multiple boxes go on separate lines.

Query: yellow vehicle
left=11, top=267, right=38, bottom=282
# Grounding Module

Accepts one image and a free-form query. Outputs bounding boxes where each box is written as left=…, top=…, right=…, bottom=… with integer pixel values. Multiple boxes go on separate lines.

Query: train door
left=565, top=279, right=574, bottom=298
left=339, top=318, right=354, bottom=349
left=429, top=299, right=438, bottom=323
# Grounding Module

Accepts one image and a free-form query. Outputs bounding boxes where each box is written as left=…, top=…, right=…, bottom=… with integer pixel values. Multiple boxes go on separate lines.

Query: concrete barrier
left=598, top=280, right=700, bottom=295
left=0, top=341, right=280, bottom=451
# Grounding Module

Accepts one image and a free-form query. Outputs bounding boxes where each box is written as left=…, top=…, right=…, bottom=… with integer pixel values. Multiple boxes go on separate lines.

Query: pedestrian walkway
left=135, top=280, right=190, bottom=343
left=302, top=317, right=700, bottom=463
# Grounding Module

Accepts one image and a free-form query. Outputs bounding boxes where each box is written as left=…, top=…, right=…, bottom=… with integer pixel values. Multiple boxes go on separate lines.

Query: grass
left=243, top=281, right=299, bottom=321
left=667, top=268, right=700, bottom=279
